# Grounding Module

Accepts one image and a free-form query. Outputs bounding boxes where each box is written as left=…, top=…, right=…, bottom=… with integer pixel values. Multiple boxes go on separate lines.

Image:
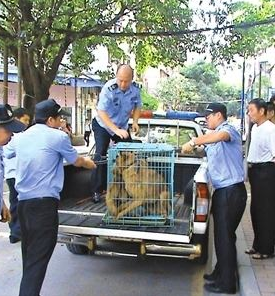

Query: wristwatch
left=189, top=139, right=196, bottom=148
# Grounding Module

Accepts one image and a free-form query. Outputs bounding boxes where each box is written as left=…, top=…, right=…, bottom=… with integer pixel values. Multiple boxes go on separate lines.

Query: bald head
left=116, top=64, right=134, bottom=91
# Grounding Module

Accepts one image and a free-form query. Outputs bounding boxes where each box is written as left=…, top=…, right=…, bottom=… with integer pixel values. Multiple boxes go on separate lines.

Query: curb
left=237, top=225, right=261, bottom=296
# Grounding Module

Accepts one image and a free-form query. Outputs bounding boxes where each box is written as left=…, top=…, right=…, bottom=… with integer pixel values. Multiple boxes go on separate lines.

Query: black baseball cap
left=35, top=99, right=70, bottom=121
left=0, top=104, right=26, bottom=132
left=204, top=102, right=227, bottom=118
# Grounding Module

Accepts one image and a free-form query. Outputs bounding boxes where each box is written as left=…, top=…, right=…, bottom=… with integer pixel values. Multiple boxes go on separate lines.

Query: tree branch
left=18, top=0, right=34, bottom=22
left=65, top=15, right=275, bottom=38
left=0, top=0, right=20, bottom=21
left=0, top=25, right=14, bottom=39
left=53, top=4, right=129, bottom=40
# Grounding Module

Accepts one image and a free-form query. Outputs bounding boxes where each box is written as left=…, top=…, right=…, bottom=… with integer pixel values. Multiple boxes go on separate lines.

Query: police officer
left=5, top=99, right=96, bottom=296
left=91, top=64, right=141, bottom=202
left=3, top=108, right=30, bottom=243
left=182, top=103, right=247, bottom=294
left=0, top=104, right=25, bottom=223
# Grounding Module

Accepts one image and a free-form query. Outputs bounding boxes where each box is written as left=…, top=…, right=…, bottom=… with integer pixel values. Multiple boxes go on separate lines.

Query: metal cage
left=103, top=142, right=175, bottom=227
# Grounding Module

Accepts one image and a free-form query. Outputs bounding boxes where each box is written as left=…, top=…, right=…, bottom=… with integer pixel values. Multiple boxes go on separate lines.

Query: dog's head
left=115, top=151, right=135, bottom=167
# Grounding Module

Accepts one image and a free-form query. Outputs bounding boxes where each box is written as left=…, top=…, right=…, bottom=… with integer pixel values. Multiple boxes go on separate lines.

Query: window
left=131, top=123, right=198, bottom=148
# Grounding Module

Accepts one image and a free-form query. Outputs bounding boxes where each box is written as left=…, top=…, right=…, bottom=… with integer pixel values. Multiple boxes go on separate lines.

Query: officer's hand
left=83, top=157, right=97, bottom=170
left=131, top=122, right=139, bottom=135
left=114, top=128, right=129, bottom=139
left=181, top=142, right=194, bottom=154
left=0, top=202, right=11, bottom=223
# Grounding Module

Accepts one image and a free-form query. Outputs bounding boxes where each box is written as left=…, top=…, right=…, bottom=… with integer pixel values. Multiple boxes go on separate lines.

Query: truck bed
left=59, top=194, right=192, bottom=236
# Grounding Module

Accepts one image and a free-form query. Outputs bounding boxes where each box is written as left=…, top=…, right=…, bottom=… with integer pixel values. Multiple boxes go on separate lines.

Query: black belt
left=19, top=197, right=58, bottom=202
left=248, top=162, right=275, bottom=168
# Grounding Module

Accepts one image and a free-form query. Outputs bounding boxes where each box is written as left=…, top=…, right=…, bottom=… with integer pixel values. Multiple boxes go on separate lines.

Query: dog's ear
left=125, top=152, right=135, bottom=166
left=139, top=159, right=148, bottom=168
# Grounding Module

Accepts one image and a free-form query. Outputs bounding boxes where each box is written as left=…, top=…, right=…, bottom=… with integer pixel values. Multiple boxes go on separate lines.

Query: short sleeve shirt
left=247, top=120, right=275, bottom=163
left=205, top=121, right=244, bottom=189
left=3, top=134, right=19, bottom=179
left=5, top=124, right=78, bottom=200
left=96, top=78, right=142, bottom=135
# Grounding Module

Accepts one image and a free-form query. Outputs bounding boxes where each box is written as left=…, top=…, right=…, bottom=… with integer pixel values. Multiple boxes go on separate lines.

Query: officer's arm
left=132, top=107, right=141, bottom=124
left=97, top=110, right=120, bottom=134
left=192, top=130, right=230, bottom=146
left=182, top=130, right=230, bottom=154
left=74, top=156, right=97, bottom=169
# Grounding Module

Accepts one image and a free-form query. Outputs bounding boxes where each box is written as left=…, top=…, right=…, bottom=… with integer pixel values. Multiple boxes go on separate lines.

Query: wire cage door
left=103, top=142, right=175, bottom=227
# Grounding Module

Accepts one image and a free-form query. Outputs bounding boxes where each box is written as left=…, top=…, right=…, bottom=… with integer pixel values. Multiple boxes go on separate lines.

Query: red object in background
left=131, top=110, right=153, bottom=118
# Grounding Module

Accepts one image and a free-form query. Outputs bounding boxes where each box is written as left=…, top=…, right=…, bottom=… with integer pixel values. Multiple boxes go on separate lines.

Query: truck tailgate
left=59, top=194, right=192, bottom=243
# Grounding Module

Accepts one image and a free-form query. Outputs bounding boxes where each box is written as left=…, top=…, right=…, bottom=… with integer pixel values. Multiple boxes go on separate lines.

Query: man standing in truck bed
left=91, top=64, right=141, bottom=203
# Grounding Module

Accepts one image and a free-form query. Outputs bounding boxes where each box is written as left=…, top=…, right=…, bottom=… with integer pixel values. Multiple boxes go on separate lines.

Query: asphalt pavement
left=0, top=143, right=271, bottom=295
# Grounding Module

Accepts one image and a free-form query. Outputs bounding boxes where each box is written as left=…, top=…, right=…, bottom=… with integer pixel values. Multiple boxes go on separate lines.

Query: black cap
left=0, top=104, right=26, bottom=132
left=35, top=99, right=70, bottom=121
left=204, top=102, right=227, bottom=118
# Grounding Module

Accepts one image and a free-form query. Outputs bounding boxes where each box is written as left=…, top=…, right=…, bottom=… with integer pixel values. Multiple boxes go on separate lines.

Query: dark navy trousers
left=212, top=182, right=247, bottom=290
left=18, top=198, right=59, bottom=296
left=248, top=163, right=275, bottom=255
left=91, top=118, right=132, bottom=194
left=7, top=178, right=21, bottom=240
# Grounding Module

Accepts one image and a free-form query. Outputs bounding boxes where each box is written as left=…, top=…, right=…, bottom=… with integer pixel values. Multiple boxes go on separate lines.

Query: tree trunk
left=21, top=50, right=51, bottom=116
left=3, top=46, right=9, bottom=104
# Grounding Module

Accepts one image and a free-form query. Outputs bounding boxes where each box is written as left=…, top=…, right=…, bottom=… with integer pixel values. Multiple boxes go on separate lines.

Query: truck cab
left=58, top=118, right=211, bottom=263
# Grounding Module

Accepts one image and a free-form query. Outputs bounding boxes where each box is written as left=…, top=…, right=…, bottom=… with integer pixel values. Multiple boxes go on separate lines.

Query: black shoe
left=9, top=236, right=21, bottom=244
left=92, top=193, right=101, bottom=203
left=204, top=282, right=236, bottom=294
left=203, top=271, right=218, bottom=282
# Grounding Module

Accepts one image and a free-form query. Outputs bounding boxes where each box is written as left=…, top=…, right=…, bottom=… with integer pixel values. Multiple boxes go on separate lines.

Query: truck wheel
left=66, top=243, right=89, bottom=255
left=192, top=232, right=209, bottom=265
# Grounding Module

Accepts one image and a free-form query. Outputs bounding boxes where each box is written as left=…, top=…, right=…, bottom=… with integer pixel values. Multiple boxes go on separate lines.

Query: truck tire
left=66, top=243, right=89, bottom=255
left=191, top=232, right=209, bottom=265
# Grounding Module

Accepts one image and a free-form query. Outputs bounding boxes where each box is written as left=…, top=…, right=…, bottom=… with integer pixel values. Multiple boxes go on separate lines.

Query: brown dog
left=106, top=151, right=170, bottom=220
left=105, top=151, right=135, bottom=216
left=116, top=158, right=170, bottom=219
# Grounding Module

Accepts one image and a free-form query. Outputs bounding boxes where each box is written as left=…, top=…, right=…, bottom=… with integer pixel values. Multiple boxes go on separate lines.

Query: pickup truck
left=58, top=118, right=211, bottom=264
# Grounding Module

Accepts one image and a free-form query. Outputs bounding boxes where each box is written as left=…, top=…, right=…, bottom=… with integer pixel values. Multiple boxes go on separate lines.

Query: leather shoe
left=204, top=282, right=236, bottom=294
left=203, top=272, right=217, bottom=282
left=9, top=236, right=21, bottom=244
left=92, top=193, right=101, bottom=203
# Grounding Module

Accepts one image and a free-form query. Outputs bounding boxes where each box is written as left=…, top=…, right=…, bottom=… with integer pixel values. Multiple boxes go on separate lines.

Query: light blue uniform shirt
left=96, top=78, right=142, bottom=135
left=5, top=124, right=78, bottom=201
left=205, top=121, right=244, bottom=189
left=3, top=134, right=18, bottom=180
left=0, top=148, right=4, bottom=212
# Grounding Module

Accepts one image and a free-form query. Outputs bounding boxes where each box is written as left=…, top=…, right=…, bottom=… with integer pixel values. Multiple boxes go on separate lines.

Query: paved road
left=0, top=222, right=211, bottom=296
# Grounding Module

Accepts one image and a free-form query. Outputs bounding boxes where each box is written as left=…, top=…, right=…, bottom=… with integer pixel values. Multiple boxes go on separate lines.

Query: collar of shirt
left=114, top=85, right=133, bottom=96
left=215, top=120, right=228, bottom=132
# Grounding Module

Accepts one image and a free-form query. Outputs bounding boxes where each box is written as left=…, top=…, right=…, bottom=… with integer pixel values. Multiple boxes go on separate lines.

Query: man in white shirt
left=246, top=98, right=275, bottom=259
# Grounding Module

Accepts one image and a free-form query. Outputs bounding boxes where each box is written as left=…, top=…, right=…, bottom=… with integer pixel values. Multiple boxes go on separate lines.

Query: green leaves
left=211, top=0, right=275, bottom=61
left=157, top=61, right=239, bottom=111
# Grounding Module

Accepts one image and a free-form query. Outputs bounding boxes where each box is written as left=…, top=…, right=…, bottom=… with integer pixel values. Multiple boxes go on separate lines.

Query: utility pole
left=74, top=76, right=78, bottom=134
left=258, top=62, right=262, bottom=99
left=240, top=58, right=246, bottom=137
